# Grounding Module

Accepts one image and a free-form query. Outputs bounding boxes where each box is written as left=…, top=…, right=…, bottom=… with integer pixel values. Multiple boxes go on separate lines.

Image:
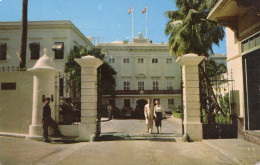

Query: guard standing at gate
left=42, top=97, right=62, bottom=142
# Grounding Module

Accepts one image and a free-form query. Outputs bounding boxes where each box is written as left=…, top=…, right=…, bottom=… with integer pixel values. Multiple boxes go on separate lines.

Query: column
left=176, top=54, right=204, bottom=141
left=75, top=56, right=103, bottom=141
left=27, top=48, right=59, bottom=139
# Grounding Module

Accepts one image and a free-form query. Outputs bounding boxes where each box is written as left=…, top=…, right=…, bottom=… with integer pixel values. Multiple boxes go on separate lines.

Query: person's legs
left=159, top=119, right=162, bottom=134
left=42, top=120, right=49, bottom=142
left=108, top=110, right=112, bottom=120
left=49, top=118, right=62, bottom=136
left=148, top=117, right=153, bottom=133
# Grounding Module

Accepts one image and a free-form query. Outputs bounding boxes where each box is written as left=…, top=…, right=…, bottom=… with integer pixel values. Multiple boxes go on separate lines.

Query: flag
left=142, top=7, right=147, bottom=14
left=128, top=7, right=133, bottom=15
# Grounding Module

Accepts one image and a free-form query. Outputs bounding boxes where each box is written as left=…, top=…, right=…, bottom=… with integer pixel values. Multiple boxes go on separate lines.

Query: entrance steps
left=99, top=133, right=181, bottom=142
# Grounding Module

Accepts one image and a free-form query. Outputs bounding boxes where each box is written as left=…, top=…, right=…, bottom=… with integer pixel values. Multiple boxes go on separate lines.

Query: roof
left=0, top=20, right=94, bottom=48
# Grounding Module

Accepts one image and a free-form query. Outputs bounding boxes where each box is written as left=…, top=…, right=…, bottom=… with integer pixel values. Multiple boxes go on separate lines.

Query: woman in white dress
left=154, top=100, right=166, bottom=134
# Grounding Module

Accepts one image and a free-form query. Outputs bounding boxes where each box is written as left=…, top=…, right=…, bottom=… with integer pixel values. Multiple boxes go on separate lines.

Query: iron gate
left=200, top=71, right=238, bottom=139
left=55, top=73, right=81, bottom=124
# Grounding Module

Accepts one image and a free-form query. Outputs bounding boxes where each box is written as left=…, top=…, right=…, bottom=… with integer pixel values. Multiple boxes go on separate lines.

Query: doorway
left=243, top=49, right=260, bottom=130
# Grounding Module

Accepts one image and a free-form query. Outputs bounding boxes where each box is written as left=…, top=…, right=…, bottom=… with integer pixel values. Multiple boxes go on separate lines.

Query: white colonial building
left=98, top=33, right=182, bottom=112
left=0, top=20, right=94, bottom=70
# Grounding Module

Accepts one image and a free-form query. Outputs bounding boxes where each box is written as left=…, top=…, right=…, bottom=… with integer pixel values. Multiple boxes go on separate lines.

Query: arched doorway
left=135, top=99, right=147, bottom=118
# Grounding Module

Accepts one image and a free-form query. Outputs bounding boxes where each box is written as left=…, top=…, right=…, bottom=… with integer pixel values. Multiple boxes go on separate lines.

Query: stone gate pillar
left=27, top=49, right=59, bottom=139
left=75, top=56, right=103, bottom=141
left=176, top=54, right=204, bottom=141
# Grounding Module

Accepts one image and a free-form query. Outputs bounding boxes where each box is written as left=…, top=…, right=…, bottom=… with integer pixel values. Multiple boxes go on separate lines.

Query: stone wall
left=0, top=71, right=34, bottom=134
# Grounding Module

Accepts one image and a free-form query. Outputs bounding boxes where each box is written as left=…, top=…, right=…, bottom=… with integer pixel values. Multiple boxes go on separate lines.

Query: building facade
left=0, top=20, right=94, bottom=71
left=98, top=33, right=182, bottom=113
left=208, top=0, right=260, bottom=131
left=208, top=53, right=227, bottom=66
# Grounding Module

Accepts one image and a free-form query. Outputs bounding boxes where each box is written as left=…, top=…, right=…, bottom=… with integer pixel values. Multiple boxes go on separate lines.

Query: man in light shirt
left=144, top=98, right=154, bottom=133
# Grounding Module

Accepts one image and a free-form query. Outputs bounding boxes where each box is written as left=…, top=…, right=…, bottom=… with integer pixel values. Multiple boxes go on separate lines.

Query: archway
left=135, top=99, right=147, bottom=119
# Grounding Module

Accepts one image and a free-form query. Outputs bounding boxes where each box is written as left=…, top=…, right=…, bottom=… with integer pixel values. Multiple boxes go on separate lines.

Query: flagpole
left=132, top=5, right=134, bottom=39
left=146, top=4, right=148, bottom=39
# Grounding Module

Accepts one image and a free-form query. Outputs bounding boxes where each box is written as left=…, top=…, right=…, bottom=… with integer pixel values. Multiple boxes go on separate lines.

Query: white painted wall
left=99, top=38, right=182, bottom=113
left=0, top=21, right=93, bottom=71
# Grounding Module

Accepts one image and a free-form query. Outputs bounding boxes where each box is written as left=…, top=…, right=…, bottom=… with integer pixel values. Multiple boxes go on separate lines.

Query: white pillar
left=75, top=55, right=103, bottom=141
left=27, top=49, right=59, bottom=139
left=176, top=54, right=204, bottom=141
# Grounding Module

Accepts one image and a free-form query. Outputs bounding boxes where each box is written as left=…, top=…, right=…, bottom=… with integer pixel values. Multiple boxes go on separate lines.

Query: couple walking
left=144, top=98, right=165, bottom=134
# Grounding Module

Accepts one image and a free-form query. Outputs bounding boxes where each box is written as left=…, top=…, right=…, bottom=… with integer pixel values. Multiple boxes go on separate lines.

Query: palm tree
left=165, top=0, right=224, bottom=57
left=205, top=59, right=227, bottom=78
left=19, top=0, right=28, bottom=68
left=165, top=0, right=226, bottom=116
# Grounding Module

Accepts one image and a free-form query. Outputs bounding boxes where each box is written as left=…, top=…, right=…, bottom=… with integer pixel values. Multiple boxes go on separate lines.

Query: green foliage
left=172, top=105, right=183, bottom=119
left=172, top=110, right=182, bottom=119
left=201, top=109, right=207, bottom=123
left=123, top=40, right=129, bottom=44
left=205, top=59, right=227, bottom=77
left=218, top=93, right=230, bottom=123
left=165, top=0, right=224, bottom=57
left=65, top=46, right=117, bottom=99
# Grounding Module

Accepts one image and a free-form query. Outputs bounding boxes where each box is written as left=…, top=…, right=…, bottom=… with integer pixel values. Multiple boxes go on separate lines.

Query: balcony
left=115, top=90, right=181, bottom=95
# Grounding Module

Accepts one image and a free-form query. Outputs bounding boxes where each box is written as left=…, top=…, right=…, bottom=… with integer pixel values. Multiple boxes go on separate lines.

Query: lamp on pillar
left=176, top=54, right=204, bottom=141
left=27, top=48, right=60, bottom=139
left=75, top=55, right=103, bottom=142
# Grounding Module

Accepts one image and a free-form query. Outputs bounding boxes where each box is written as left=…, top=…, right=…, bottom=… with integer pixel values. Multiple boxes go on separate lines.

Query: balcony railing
left=115, top=90, right=181, bottom=95
left=0, top=66, right=27, bottom=72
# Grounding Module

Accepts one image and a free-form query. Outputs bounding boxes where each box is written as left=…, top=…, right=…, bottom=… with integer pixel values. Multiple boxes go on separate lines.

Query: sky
left=0, top=0, right=226, bottom=54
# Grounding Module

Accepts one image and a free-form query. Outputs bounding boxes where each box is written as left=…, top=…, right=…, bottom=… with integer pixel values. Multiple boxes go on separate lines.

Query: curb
left=202, top=140, right=244, bottom=165
left=0, top=132, right=27, bottom=138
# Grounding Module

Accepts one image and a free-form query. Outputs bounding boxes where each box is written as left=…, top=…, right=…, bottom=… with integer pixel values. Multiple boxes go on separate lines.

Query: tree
left=19, top=0, right=28, bottom=68
left=205, top=59, right=227, bottom=78
left=165, top=0, right=224, bottom=57
left=165, top=0, right=226, bottom=116
left=65, top=46, right=117, bottom=100
left=123, top=40, right=129, bottom=44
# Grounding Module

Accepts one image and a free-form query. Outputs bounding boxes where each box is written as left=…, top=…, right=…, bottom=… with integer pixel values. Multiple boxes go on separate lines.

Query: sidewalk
left=203, top=139, right=260, bottom=165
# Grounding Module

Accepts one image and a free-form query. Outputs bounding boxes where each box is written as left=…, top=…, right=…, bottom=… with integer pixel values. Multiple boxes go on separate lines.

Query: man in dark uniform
left=42, top=97, right=62, bottom=142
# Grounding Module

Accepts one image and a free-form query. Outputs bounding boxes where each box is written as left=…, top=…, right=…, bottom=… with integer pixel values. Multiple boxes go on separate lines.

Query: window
left=52, top=42, right=64, bottom=59
left=168, top=99, right=174, bottom=108
left=123, top=58, right=130, bottom=63
left=0, top=43, right=7, bottom=60
left=153, top=99, right=160, bottom=105
left=138, top=81, right=144, bottom=91
left=124, top=99, right=130, bottom=107
left=124, top=81, right=130, bottom=91
left=153, top=81, right=159, bottom=91
left=1, top=82, right=16, bottom=90
left=167, top=81, right=173, bottom=90
left=29, top=42, right=40, bottom=60
left=152, top=58, right=158, bottom=63
left=109, top=58, right=115, bottom=63
left=138, top=58, right=144, bottom=64
left=241, top=33, right=260, bottom=53
left=166, top=58, right=172, bottom=64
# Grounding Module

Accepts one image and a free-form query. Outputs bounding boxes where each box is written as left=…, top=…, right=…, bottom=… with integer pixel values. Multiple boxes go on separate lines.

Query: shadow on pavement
left=97, top=134, right=178, bottom=142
